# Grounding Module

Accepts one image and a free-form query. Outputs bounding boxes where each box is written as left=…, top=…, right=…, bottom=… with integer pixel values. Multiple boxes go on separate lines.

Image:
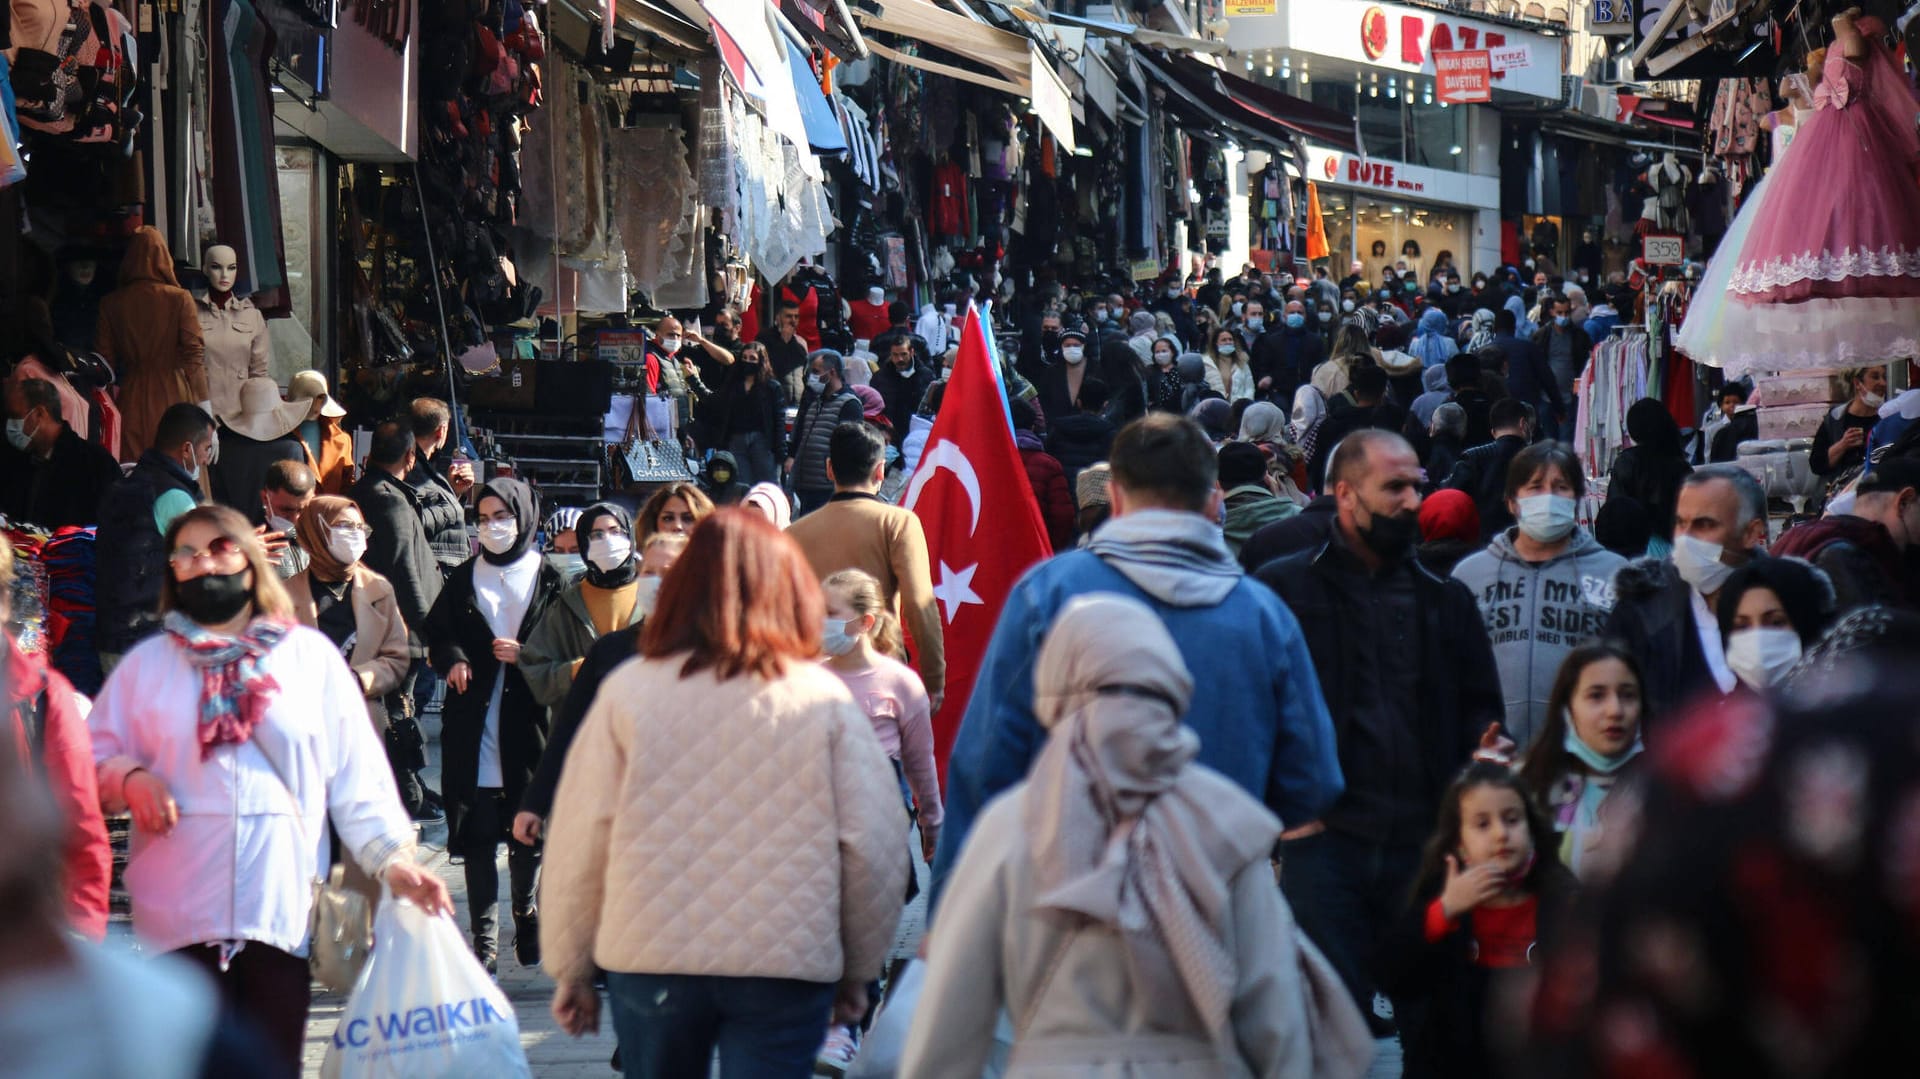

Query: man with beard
left=1254, top=429, right=1501, bottom=1035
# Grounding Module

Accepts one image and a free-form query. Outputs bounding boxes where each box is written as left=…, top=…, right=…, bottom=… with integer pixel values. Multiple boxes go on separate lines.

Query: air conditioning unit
left=1560, top=74, right=1585, bottom=109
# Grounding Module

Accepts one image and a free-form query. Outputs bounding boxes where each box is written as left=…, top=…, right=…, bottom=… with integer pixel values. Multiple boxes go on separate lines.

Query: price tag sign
left=1642, top=234, right=1684, bottom=266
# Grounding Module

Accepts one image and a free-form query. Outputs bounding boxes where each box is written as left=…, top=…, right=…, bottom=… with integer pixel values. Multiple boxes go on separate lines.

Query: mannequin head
left=205, top=245, right=239, bottom=298
left=64, top=257, right=98, bottom=289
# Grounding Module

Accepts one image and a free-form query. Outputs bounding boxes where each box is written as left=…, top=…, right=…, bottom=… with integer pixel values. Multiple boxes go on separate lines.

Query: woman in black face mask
left=87, top=505, right=447, bottom=1072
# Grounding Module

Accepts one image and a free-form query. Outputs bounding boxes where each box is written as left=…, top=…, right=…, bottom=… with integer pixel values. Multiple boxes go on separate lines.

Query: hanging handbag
left=620, top=392, right=695, bottom=486
left=254, top=741, right=377, bottom=993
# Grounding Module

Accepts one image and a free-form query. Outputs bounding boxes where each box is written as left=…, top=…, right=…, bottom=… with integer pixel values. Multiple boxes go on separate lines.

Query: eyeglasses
left=331, top=523, right=374, bottom=538
left=169, top=536, right=245, bottom=568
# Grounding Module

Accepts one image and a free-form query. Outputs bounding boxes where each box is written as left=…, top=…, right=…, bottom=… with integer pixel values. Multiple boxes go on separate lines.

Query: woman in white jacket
left=1204, top=325, right=1256, bottom=403
left=91, top=505, right=449, bottom=1071
left=903, top=593, right=1371, bottom=1078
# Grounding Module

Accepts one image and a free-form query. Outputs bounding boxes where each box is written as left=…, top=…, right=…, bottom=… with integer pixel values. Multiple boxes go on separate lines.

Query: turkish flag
left=904, top=305, right=1053, bottom=784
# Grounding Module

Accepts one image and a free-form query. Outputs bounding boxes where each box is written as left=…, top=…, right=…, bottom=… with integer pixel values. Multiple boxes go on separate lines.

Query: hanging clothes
left=1575, top=329, right=1650, bottom=482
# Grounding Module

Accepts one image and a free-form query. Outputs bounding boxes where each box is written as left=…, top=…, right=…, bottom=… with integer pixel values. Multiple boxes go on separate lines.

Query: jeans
left=461, top=787, right=541, bottom=950
left=795, top=488, right=833, bottom=517
left=606, top=972, right=835, bottom=1079
left=1279, top=829, right=1423, bottom=1018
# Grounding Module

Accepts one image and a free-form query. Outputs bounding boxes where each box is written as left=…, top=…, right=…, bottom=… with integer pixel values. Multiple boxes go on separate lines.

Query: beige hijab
left=1024, top=593, right=1283, bottom=1038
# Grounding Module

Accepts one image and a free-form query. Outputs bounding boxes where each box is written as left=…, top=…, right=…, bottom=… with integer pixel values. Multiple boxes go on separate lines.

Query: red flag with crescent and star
left=904, top=304, right=1052, bottom=784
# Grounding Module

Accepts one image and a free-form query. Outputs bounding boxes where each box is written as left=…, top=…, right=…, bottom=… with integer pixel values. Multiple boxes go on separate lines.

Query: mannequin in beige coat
left=903, top=594, right=1372, bottom=1079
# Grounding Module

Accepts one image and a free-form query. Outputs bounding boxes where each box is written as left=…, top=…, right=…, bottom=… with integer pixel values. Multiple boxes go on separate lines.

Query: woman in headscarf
left=1504, top=293, right=1537, bottom=340
left=1463, top=308, right=1498, bottom=353
left=520, top=502, right=646, bottom=714
left=1408, top=307, right=1460, bottom=369
left=902, top=593, right=1366, bottom=1079
left=1606, top=399, right=1693, bottom=554
left=423, top=477, right=563, bottom=973
left=1238, top=400, right=1290, bottom=455
left=89, top=505, right=446, bottom=1071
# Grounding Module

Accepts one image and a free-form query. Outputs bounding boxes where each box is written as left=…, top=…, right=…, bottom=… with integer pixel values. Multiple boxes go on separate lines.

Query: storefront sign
left=1586, top=0, right=1636, bottom=35
left=1642, top=233, right=1684, bottom=265
left=1228, top=0, right=1278, bottom=15
left=1305, top=144, right=1499, bottom=209
left=1132, top=259, right=1164, bottom=282
left=1489, top=45, right=1532, bottom=71
left=1433, top=50, right=1491, bottom=103
left=1227, top=0, right=1563, bottom=101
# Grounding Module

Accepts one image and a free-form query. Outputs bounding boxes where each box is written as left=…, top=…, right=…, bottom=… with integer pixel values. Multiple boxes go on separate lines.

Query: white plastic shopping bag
left=848, top=961, right=1012, bottom=1079
left=321, top=894, right=532, bottom=1079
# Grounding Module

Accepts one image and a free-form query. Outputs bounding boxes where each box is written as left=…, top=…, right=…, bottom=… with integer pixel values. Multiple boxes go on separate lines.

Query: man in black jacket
left=406, top=397, right=474, bottom=573
left=1255, top=429, right=1502, bottom=1031
left=1249, top=299, right=1325, bottom=404
left=0, top=375, right=121, bottom=528
left=1603, top=465, right=1770, bottom=729
left=96, top=403, right=213, bottom=671
left=1238, top=494, right=1336, bottom=573
left=1529, top=294, right=1588, bottom=436
left=869, top=332, right=934, bottom=447
left=1444, top=397, right=1535, bottom=541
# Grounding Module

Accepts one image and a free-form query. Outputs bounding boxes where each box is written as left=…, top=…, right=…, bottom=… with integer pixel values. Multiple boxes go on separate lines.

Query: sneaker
left=513, top=909, right=541, bottom=967
left=813, top=1024, right=858, bottom=1077
left=410, top=801, right=446, bottom=825
left=473, top=936, right=498, bottom=978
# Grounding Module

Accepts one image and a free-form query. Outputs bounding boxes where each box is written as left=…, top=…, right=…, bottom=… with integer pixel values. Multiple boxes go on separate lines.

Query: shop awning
left=1026, top=9, right=1229, bottom=56
left=782, top=0, right=867, bottom=61
left=1134, top=48, right=1359, bottom=153
left=852, top=0, right=1031, bottom=88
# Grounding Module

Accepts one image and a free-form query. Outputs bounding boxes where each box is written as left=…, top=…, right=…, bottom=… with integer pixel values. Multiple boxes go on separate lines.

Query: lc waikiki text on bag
left=321, top=893, right=532, bottom=1079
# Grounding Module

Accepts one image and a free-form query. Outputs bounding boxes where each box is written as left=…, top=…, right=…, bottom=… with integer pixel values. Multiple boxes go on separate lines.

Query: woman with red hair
left=541, top=509, right=907, bottom=1073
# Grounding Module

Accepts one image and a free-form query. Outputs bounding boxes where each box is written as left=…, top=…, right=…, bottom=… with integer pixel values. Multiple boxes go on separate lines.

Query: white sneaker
left=814, top=1024, right=859, bottom=1076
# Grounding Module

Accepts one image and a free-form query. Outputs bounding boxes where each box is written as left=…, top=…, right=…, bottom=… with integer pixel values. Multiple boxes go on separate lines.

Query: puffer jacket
left=1015, top=430, right=1075, bottom=552
left=1450, top=528, right=1627, bottom=748
left=540, top=655, right=907, bottom=987
left=789, top=386, right=862, bottom=493
left=95, top=450, right=200, bottom=654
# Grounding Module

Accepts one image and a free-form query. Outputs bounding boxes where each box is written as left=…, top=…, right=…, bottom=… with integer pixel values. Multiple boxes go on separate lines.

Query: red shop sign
left=1433, top=50, right=1492, bottom=103
left=1356, top=5, right=1510, bottom=71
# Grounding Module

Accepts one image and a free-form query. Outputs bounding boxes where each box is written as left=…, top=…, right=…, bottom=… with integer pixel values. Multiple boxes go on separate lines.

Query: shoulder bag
left=253, top=739, right=377, bottom=993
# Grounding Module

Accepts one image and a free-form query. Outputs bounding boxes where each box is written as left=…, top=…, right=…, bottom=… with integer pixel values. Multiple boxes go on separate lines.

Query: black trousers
left=461, top=786, right=541, bottom=947
left=173, top=942, right=309, bottom=1077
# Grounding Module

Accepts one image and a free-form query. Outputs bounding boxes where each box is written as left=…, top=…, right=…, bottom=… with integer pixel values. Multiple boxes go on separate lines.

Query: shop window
left=1352, top=196, right=1469, bottom=281
left=270, top=143, right=327, bottom=379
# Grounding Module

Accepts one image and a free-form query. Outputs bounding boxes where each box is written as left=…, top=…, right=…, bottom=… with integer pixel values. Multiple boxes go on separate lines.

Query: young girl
left=1517, top=644, right=1647, bottom=879
left=821, top=569, right=941, bottom=859
left=1381, top=762, right=1575, bottom=1079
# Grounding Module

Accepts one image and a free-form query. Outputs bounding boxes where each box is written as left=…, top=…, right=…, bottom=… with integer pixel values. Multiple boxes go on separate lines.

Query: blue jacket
left=929, top=549, right=1344, bottom=910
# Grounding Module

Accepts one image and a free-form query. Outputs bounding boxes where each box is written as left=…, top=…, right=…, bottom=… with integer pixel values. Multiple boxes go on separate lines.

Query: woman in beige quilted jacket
left=541, top=508, right=908, bottom=1077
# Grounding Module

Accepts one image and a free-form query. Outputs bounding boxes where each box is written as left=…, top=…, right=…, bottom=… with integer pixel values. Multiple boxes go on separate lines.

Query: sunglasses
left=168, top=536, right=244, bottom=568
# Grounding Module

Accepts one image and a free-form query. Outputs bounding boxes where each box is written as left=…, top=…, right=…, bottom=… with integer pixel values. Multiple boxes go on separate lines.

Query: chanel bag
left=620, top=394, right=695, bottom=485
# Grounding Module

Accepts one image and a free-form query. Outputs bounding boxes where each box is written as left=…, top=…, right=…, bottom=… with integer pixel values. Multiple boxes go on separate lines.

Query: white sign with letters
left=1642, top=234, right=1684, bottom=265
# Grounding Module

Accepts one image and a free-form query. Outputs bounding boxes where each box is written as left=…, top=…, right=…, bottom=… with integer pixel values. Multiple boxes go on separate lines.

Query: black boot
left=513, top=908, right=540, bottom=967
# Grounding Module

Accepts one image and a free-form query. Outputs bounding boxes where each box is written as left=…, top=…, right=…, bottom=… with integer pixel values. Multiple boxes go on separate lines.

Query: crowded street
left=4, top=0, right=1920, bottom=1076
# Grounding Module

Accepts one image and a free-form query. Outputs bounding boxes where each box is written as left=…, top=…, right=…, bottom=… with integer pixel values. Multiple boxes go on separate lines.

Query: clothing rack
left=1576, top=327, right=1650, bottom=481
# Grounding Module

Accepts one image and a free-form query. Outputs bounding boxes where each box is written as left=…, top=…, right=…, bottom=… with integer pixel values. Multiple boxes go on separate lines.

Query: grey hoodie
left=1450, top=527, right=1627, bottom=749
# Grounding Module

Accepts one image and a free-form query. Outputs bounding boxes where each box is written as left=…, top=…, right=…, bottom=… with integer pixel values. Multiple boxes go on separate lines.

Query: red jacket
left=1016, top=431, right=1076, bottom=553
left=6, top=638, right=112, bottom=940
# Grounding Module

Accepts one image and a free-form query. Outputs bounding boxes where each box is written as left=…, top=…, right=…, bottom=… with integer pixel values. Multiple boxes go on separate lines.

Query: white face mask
left=327, top=526, right=368, bottom=565
left=1671, top=534, right=1734, bottom=595
left=633, top=575, right=663, bottom=618
left=1342, top=300, right=1356, bottom=312
left=1862, top=391, right=1886, bottom=409
left=1515, top=493, right=1577, bottom=544
left=660, top=337, right=683, bottom=355
left=1154, top=351, right=1174, bottom=366
left=184, top=445, right=202, bottom=482
left=479, top=519, right=519, bottom=555
left=806, top=373, right=827, bottom=393
left=267, top=514, right=297, bottom=537
left=1724, top=626, right=1802, bottom=690
left=1061, top=346, right=1085, bottom=364
left=587, top=534, right=633, bottom=573
left=1217, top=343, right=1236, bottom=356
left=867, top=287, right=885, bottom=305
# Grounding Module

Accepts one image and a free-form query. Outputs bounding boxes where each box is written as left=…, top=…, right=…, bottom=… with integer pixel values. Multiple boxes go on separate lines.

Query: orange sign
left=1433, top=50, right=1492, bottom=103
left=1359, top=6, right=1389, bottom=59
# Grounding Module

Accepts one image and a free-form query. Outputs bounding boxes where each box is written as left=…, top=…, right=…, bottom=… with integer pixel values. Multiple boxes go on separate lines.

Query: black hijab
left=573, top=500, right=638, bottom=588
left=478, top=477, right=540, bottom=566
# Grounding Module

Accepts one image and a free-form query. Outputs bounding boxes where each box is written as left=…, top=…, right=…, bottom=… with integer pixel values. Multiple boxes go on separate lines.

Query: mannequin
left=196, top=244, right=272, bottom=417
left=95, top=226, right=210, bottom=462
left=847, top=285, right=891, bottom=342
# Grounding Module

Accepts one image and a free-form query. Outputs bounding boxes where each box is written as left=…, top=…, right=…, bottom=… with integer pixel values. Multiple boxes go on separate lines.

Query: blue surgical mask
left=4, top=416, right=31, bottom=452
left=1515, top=493, right=1577, bottom=543
left=1555, top=315, right=1571, bottom=327
left=1285, top=313, right=1305, bottom=329
left=1245, top=317, right=1264, bottom=333
left=822, top=616, right=859, bottom=656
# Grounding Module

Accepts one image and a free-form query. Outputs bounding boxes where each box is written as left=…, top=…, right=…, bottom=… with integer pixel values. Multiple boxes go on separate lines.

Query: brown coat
left=310, top=416, right=356, bottom=495
left=786, top=494, right=946, bottom=694
left=97, top=227, right=208, bottom=461
left=283, top=562, right=412, bottom=732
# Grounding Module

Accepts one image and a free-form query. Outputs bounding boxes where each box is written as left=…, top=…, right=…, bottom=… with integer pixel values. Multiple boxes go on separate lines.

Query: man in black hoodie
left=700, top=450, right=751, bottom=506
left=1443, top=397, right=1534, bottom=541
